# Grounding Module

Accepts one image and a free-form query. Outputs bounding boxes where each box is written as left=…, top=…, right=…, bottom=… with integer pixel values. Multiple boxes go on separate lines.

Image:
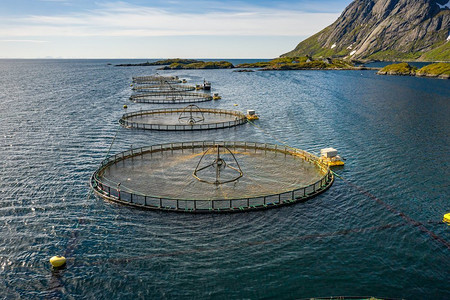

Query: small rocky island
left=115, top=57, right=377, bottom=71
left=158, top=60, right=234, bottom=70
left=116, top=59, right=234, bottom=69
left=377, top=62, right=450, bottom=79
left=116, top=59, right=201, bottom=67
left=115, top=57, right=449, bottom=79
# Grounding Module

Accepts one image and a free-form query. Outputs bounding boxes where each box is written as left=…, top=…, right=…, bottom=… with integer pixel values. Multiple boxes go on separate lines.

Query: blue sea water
left=0, top=59, right=449, bottom=299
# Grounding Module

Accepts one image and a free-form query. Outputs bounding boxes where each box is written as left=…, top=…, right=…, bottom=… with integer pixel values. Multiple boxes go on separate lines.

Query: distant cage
left=132, top=84, right=195, bottom=92
left=119, top=107, right=248, bottom=131
left=129, top=92, right=213, bottom=104
left=90, top=141, right=334, bottom=213
left=132, top=75, right=181, bottom=84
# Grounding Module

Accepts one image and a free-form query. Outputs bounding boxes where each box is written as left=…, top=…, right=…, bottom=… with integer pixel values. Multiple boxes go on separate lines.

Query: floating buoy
left=444, top=213, right=450, bottom=224
left=213, top=93, right=221, bottom=100
left=234, top=104, right=238, bottom=106
left=50, top=255, right=66, bottom=268
left=123, top=105, right=128, bottom=109
left=130, top=84, right=133, bottom=87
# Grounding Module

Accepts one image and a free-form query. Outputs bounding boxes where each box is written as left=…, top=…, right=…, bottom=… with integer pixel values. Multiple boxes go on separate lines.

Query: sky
left=0, top=0, right=353, bottom=58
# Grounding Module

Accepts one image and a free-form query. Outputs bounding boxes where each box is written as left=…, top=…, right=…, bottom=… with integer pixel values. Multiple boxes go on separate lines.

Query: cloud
left=0, top=39, right=48, bottom=43
left=0, top=1, right=339, bottom=38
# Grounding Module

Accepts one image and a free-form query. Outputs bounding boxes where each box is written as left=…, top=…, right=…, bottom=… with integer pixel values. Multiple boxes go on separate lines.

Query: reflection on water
left=0, top=59, right=448, bottom=299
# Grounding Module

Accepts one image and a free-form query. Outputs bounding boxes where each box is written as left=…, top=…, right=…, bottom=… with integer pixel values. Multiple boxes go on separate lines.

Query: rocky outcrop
left=282, top=0, right=450, bottom=61
left=158, top=61, right=234, bottom=70
left=116, top=59, right=201, bottom=67
left=377, top=62, right=450, bottom=78
left=376, top=62, right=417, bottom=75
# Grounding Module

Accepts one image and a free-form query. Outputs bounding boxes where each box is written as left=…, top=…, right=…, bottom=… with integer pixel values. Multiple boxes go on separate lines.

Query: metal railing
left=132, top=85, right=195, bottom=92
left=90, top=141, right=334, bottom=213
left=119, top=108, right=247, bottom=131
left=129, top=92, right=213, bottom=104
left=132, top=75, right=181, bottom=84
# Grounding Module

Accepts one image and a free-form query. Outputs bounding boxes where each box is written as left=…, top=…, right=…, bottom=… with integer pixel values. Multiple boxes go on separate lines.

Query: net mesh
left=120, top=108, right=247, bottom=130
left=92, top=142, right=332, bottom=208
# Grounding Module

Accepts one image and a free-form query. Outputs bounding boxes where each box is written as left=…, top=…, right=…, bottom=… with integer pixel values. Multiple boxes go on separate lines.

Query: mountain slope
left=282, top=0, right=450, bottom=61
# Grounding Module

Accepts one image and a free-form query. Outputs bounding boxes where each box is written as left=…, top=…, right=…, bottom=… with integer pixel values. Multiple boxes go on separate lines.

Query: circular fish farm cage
left=132, top=75, right=181, bottom=84
left=132, top=84, right=195, bottom=93
left=90, top=141, right=334, bottom=213
left=129, top=92, right=213, bottom=104
left=119, top=105, right=247, bottom=131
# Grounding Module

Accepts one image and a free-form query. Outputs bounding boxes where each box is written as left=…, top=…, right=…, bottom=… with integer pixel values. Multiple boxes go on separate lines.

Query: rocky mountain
left=282, top=0, right=450, bottom=61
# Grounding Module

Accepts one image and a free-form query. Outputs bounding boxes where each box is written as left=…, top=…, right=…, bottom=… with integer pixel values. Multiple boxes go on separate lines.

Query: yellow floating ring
left=50, top=255, right=66, bottom=268
left=443, top=213, right=450, bottom=225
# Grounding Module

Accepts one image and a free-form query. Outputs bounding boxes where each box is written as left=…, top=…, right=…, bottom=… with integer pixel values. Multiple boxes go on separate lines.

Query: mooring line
left=66, top=221, right=441, bottom=266
left=70, top=123, right=123, bottom=242
left=104, top=123, right=122, bottom=159
left=247, top=119, right=449, bottom=250
left=332, top=171, right=450, bottom=250
left=68, top=123, right=122, bottom=249
left=48, top=124, right=123, bottom=297
left=247, top=119, right=298, bottom=152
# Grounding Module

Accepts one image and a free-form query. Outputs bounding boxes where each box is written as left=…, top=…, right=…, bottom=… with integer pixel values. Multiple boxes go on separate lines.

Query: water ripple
left=0, top=60, right=448, bottom=299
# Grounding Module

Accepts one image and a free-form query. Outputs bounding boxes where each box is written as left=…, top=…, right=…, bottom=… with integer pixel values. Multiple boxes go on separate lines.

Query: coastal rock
left=377, top=62, right=417, bottom=75
left=282, top=0, right=450, bottom=61
left=116, top=59, right=202, bottom=67
left=377, top=62, right=450, bottom=78
left=157, top=61, right=234, bottom=70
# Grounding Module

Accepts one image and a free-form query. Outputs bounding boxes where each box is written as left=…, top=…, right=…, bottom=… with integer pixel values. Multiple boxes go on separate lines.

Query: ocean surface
left=0, top=59, right=449, bottom=299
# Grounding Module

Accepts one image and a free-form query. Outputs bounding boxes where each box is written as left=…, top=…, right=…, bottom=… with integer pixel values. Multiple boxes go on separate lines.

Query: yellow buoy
left=123, top=105, right=128, bottom=109
left=233, top=104, right=238, bottom=106
left=130, top=84, right=133, bottom=87
left=443, top=213, right=450, bottom=224
left=50, top=255, right=66, bottom=268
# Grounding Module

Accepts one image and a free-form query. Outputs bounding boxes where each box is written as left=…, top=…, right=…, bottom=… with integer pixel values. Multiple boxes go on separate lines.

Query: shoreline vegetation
left=115, top=58, right=449, bottom=79
left=234, top=56, right=379, bottom=70
left=377, top=62, right=450, bottom=79
left=116, top=59, right=233, bottom=69
left=115, top=57, right=379, bottom=71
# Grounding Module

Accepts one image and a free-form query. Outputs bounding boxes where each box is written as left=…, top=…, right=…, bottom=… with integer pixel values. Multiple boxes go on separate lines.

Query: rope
left=247, top=118, right=449, bottom=250
left=49, top=123, right=124, bottom=296
left=74, top=125, right=122, bottom=230
left=246, top=119, right=299, bottom=153
left=60, top=220, right=442, bottom=267
left=104, top=124, right=121, bottom=160
left=84, top=124, right=122, bottom=201
left=331, top=170, right=450, bottom=250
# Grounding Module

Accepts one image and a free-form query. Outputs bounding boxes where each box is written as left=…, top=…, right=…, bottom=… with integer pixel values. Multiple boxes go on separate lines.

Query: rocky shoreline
left=114, top=58, right=449, bottom=78
left=377, top=62, right=450, bottom=79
